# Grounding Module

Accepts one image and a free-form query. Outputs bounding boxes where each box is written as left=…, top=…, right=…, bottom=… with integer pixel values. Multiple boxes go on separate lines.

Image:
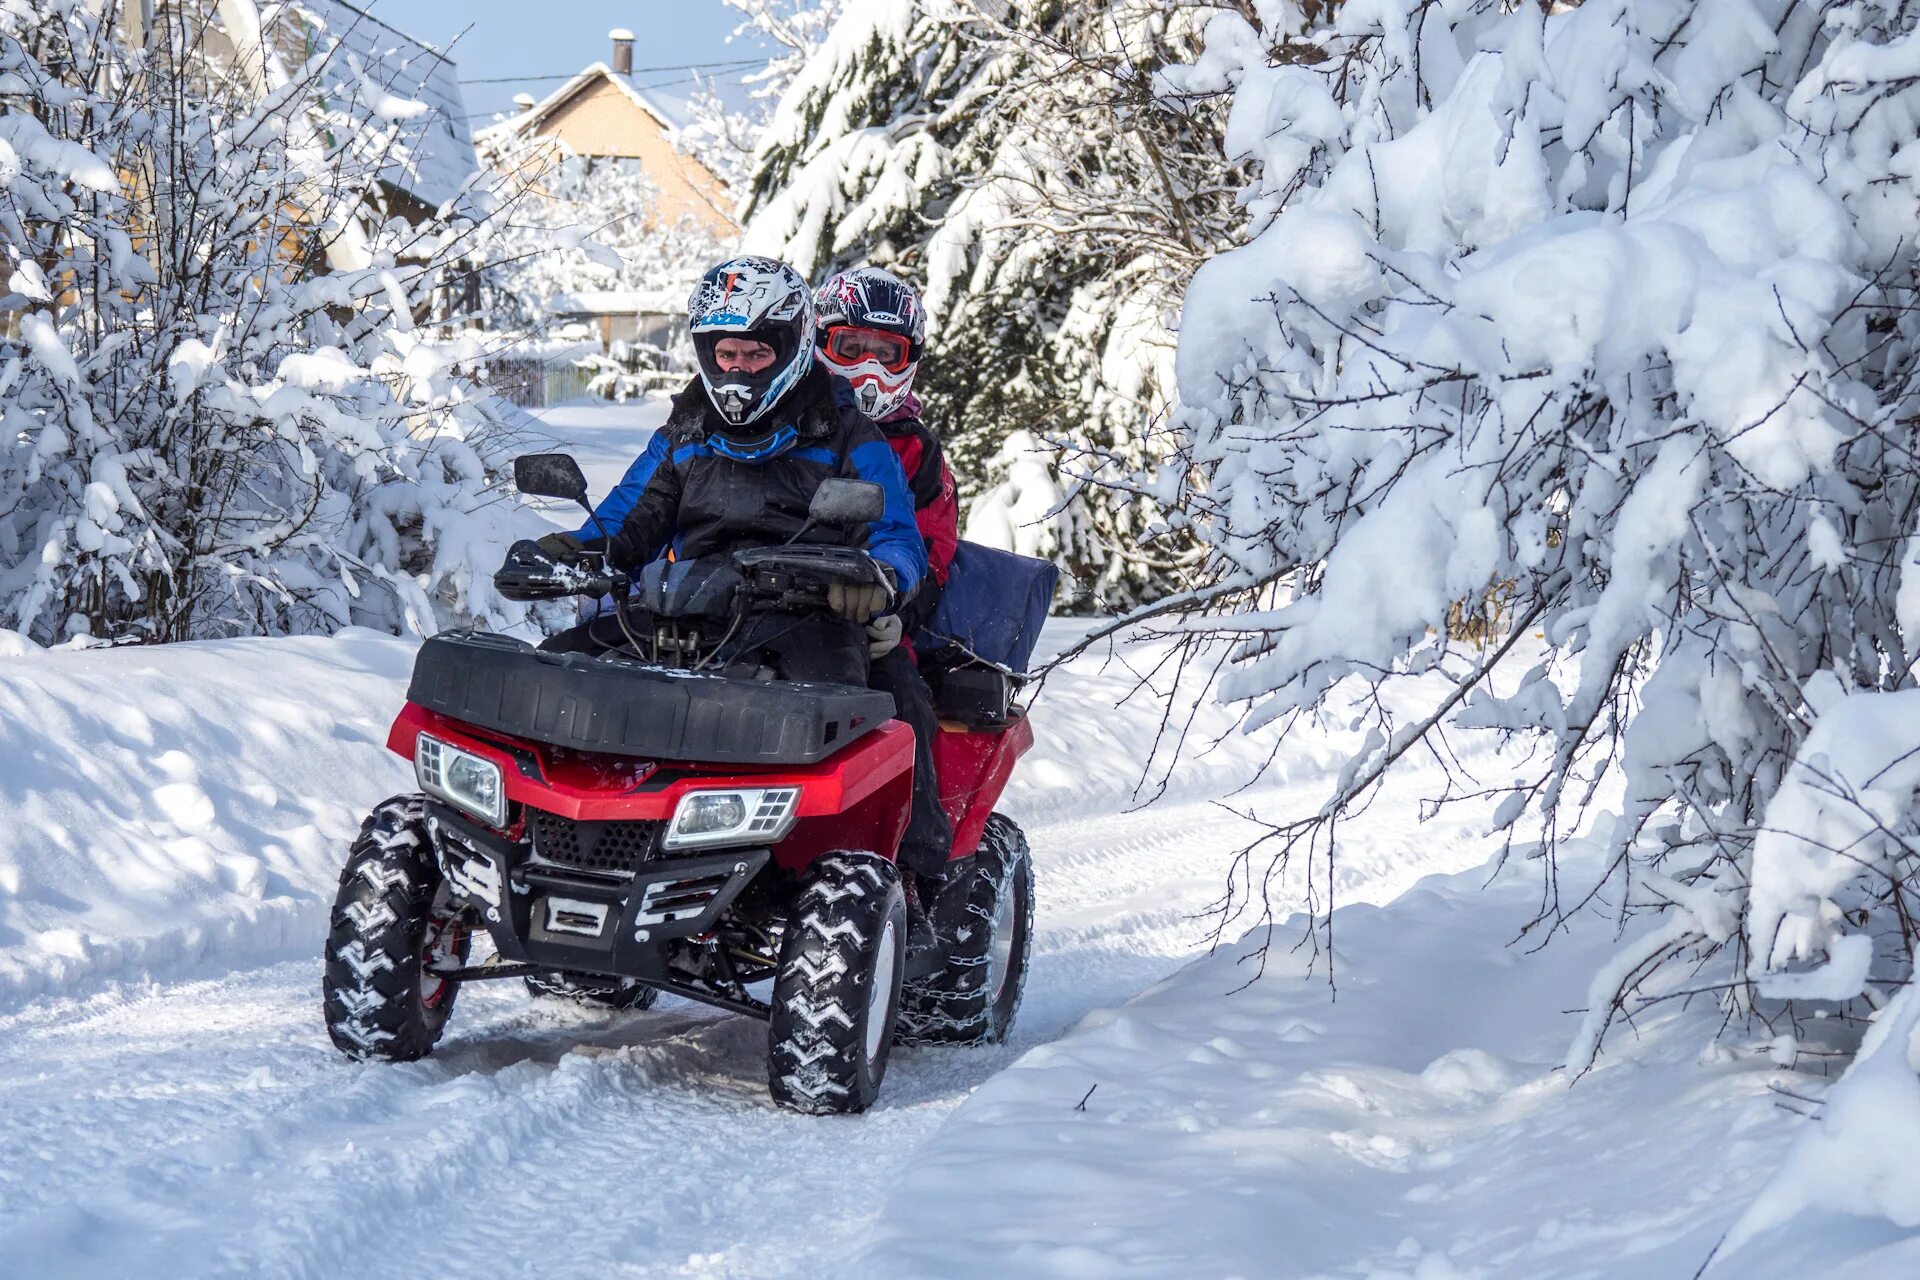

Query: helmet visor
left=822, top=325, right=912, bottom=374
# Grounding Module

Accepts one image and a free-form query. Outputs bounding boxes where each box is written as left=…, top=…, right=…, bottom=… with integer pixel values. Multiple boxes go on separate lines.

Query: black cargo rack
left=406, top=631, right=894, bottom=765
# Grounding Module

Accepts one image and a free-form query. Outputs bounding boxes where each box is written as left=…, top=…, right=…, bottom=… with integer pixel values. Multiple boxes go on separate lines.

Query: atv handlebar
left=494, top=539, right=621, bottom=603
left=494, top=540, right=891, bottom=620
left=731, top=544, right=892, bottom=613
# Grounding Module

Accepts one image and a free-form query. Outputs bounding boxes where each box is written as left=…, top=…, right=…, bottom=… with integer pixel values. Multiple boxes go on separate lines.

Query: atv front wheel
left=768, top=852, right=907, bottom=1114
left=897, top=812, right=1034, bottom=1045
left=525, top=970, right=659, bottom=1011
left=323, top=795, right=470, bottom=1061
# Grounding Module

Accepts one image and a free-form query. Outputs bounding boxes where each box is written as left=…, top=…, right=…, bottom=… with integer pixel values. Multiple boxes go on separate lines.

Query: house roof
left=477, top=62, right=693, bottom=150
left=280, top=0, right=478, bottom=209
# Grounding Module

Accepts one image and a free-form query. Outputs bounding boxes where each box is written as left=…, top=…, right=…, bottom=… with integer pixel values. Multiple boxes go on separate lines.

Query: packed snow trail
left=0, top=698, right=1487, bottom=1278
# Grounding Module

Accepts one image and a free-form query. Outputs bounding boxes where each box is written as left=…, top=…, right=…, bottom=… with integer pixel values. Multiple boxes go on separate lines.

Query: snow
left=0, top=629, right=416, bottom=1008
left=288, top=0, right=479, bottom=209
left=0, top=606, right=1857, bottom=1277
left=0, top=676, right=1882, bottom=1274
left=1747, top=687, right=1920, bottom=986
left=867, top=838, right=1799, bottom=1279
left=0, top=614, right=1414, bottom=1276
left=3, top=252, right=1917, bottom=1277
left=963, top=429, right=1072, bottom=563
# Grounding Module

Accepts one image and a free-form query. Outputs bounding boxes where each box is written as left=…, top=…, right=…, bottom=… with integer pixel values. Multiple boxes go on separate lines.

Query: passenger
left=814, top=267, right=957, bottom=896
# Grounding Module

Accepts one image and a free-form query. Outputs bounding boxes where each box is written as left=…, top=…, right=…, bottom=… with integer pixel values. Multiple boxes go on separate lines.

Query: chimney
left=609, top=28, right=634, bottom=76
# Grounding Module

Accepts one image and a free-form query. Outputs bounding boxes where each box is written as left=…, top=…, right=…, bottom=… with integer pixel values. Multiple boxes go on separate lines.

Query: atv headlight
left=664, top=787, right=800, bottom=850
left=416, top=734, right=506, bottom=829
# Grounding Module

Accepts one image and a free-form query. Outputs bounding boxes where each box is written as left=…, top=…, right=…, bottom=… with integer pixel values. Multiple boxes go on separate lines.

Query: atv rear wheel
left=767, top=852, right=907, bottom=1114
left=525, top=970, right=660, bottom=1011
left=323, top=795, right=470, bottom=1061
left=897, top=812, right=1034, bottom=1045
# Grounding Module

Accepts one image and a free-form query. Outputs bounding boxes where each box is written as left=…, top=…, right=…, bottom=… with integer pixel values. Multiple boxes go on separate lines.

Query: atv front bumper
left=425, top=801, right=768, bottom=981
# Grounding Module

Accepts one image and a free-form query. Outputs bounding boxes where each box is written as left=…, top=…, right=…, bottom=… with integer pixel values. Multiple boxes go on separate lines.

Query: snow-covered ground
left=0, top=609, right=1473, bottom=1278
left=520, top=396, right=671, bottom=509
left=869, top=837, right=1796, bottom=1279
left=0, top=399, right=1891, bottom=1278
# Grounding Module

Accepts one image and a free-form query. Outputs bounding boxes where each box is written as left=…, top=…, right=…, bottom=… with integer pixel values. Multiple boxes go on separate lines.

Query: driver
left=538, top=256, right=926, bottom=692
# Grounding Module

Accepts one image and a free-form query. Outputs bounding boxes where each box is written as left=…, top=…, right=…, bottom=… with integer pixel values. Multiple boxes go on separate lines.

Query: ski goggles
left=821, top=325, right=913, bottom=373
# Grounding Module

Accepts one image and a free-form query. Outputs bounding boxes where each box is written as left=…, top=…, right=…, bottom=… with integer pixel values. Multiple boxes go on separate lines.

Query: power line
left=460, top=58, right=763, bottom=85
left=455, top=69, right=760, bottom=119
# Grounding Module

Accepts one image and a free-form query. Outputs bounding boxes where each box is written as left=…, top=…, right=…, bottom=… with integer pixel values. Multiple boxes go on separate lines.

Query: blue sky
left=356, top=0, right=771, bottom=126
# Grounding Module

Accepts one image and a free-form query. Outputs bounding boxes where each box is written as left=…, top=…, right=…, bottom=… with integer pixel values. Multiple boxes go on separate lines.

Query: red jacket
left=878, top=396, right=958, bottom=628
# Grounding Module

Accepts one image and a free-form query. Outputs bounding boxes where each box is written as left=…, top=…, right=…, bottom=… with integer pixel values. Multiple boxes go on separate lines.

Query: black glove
left=607, top=527, right=651, bottom=574
left=536, top=531, right=587, bottom=565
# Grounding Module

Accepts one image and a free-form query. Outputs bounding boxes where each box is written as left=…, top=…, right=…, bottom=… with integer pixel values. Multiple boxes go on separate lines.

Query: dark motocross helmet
left=687, top=257, right=816, bottom=450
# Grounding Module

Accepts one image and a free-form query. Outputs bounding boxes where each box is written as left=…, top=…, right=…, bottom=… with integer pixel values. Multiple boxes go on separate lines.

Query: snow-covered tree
left=1126, top=0, right=1920, bottom=1068
left=743, top=0, right=1235, bottom=608
left=475, top=132, right=729, bottom=392
left=678, top=0, right=847, bottom=198
left=0, top=0, right=539, bottom=644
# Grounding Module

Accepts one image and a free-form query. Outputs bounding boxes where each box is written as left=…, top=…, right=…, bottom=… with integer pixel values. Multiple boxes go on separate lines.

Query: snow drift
left=0, top=632, right=418, bottom=1007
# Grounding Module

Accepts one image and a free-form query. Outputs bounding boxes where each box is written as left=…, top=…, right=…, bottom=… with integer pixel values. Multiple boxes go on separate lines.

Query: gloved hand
left=866, top=613, right=904, bottom=659
left=828, top=562, right=896, bottom=622
left=536, top=531, right=587, bottom=565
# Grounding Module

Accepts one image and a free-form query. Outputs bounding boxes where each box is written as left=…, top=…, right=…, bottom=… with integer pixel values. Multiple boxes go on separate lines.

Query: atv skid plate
left=424, top=801, right=772, bottom=1014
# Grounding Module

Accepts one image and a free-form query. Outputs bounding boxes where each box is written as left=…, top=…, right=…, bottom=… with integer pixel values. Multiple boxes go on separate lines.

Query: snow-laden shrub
left=1133, top=0, right=1920, bottom=1066
left=1718, top=689, right=1920, bottom=1258
left=0, top=1, right=539, bottom=644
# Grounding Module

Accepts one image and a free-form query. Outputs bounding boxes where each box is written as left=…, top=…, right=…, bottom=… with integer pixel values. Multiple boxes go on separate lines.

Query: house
left=478, top=30, right=739, bottom=354
left=120, top=0, right=477, bottom=271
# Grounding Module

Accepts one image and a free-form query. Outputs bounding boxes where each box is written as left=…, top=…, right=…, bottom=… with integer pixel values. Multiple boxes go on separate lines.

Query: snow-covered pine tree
left=742, top=0, right=1236, bottom=609
left=1136, top=0, right=1920, bottom=1068
left=0, top=0, right=537, bottom=644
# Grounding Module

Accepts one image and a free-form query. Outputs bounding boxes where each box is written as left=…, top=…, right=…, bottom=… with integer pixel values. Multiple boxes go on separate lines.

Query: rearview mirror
left=514, top=453, right=590, bottom=505
left=808, top=478, right=884, bottom=528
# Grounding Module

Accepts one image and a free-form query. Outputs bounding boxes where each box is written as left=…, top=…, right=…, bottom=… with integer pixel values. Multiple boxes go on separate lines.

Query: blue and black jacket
left=591, top=369, right=926, bottom=599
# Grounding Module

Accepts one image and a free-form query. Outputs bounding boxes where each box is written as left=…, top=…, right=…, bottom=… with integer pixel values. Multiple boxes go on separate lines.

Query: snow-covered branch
left=1122, top=0, right=1920, bottom=1063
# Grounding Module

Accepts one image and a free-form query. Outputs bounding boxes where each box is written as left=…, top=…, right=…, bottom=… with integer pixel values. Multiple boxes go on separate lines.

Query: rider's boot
left=903, top=869, right=936, bottom=951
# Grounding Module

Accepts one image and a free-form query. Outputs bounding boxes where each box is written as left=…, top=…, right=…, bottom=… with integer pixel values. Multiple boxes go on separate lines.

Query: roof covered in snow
left=280, top=0, right=478, bottom=209
left=476, top=62, right=692, bottom=148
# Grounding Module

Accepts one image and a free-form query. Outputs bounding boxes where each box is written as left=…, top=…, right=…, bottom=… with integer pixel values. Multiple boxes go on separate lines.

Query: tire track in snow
left=0, top=793, right=1285, bottom=1277
left=0, top=741, right=1506, bottom=1276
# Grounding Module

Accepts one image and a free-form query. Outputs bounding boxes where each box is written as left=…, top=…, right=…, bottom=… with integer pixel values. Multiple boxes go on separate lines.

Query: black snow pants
left=869, top=645, right=953, bottom=879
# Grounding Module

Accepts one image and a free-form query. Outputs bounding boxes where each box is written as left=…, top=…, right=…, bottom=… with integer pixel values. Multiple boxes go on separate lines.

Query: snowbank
left=864, top=837, right=1798, bottom=1279
left=0, top=632, right=418, bottom=1008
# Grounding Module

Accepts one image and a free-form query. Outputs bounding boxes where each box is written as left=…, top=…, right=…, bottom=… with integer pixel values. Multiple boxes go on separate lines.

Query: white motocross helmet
left=813, top=266, right=927, bottom=421
left=687, top=256, right=817, bottom=431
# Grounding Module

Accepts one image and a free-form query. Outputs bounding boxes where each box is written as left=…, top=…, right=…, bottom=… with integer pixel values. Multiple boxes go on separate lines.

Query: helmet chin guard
left=688, top=257, right=816, bottom=430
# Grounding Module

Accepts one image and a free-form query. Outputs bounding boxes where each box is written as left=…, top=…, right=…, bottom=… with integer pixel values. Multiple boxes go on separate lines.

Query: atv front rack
left=408, top=630, right=895, bottom=765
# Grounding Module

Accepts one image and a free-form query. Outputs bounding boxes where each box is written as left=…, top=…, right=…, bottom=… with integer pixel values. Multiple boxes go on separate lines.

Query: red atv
left=322, top=453, right=1035, bottom=1113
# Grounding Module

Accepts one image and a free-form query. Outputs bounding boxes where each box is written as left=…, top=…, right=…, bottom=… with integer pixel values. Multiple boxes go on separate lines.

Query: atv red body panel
left=387, top=698, right=1028, bottom=869
left=935, top=714, right=1034, bottom=861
